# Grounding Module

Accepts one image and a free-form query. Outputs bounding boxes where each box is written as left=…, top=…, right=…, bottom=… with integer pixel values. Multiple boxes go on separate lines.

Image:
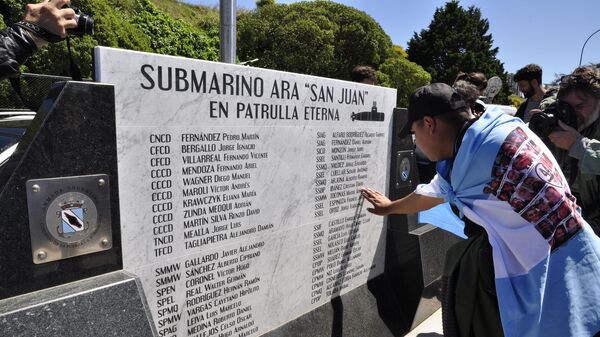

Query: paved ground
left=404, top=309, right=443, bottom=337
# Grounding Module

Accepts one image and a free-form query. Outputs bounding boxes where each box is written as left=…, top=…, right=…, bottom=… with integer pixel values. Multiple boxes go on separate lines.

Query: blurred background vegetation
left=1, top=0, right=511, bottom=108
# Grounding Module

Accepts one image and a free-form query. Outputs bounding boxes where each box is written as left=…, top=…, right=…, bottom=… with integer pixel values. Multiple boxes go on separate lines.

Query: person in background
left=453, top=79, right=486, bottom=117
left=513, top=64, right=549, bottom=123
left=539, top=66, right=600, bottom=235
left=351, top=65, right=377, bottom=85
left=0, top=0, right=76, bottom=81
left=454, top=71, right=488, bottom=93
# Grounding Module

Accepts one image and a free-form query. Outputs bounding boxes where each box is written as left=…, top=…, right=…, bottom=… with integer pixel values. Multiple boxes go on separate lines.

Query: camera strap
left=66, top=38, right=82, bottom=81
left=13, top=21, right=63, bottom=43
left=7, top=76, right=35, bottom=110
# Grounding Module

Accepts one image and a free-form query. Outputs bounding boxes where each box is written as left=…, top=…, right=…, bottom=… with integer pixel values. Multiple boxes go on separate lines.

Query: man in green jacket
left=541, top=66, right=600, bottom=235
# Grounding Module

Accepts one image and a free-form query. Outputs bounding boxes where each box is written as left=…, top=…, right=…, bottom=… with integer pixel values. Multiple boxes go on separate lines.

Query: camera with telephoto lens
left=63, top=5, right=94, bottom=36
left=528, top=100, right=577, bottom=138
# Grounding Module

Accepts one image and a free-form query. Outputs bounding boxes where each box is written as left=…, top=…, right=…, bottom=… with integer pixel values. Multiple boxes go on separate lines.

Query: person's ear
left=423, top=116, right=436, bottom=135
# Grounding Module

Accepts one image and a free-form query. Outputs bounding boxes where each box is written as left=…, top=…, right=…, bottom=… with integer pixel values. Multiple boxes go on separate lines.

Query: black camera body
left=63, top=5, right=94, bottom=36
left=528, top=101, right=577, bottom=138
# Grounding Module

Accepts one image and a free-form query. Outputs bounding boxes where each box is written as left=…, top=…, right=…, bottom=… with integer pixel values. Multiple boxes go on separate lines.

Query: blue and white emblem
left=60, top=204, right=85, bottom=234
left=400, top=157, right=411, bottom=182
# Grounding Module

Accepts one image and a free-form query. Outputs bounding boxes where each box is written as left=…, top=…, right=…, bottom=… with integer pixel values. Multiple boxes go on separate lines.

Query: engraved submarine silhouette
left=351, top=101, right=384, bottom=122
left=64, top=212, right=83, bottom=228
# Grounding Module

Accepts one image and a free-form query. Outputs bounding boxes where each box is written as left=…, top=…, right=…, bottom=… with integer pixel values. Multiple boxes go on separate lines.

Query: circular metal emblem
left=44, top=191, right=99, bottom=247
left=400, top=157, right=411, bottom=182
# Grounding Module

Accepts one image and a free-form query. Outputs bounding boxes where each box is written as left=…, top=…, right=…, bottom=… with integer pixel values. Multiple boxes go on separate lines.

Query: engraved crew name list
left=95, top=47, right=395, bottom=337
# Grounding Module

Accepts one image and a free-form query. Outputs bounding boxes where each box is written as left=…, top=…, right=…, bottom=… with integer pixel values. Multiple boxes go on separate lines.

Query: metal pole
left=220, top=0, right=237, bottom=64
left=578, top=28, right=600, bottom=67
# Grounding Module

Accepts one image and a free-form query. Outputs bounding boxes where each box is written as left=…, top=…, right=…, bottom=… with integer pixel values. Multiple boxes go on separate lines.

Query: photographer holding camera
left=0, top=0, right=78, bottom=81
left=534, top=66, right=600, bottom=235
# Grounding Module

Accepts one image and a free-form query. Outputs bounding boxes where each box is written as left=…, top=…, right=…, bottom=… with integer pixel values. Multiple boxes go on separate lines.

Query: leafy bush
left=378, top=57, right=431, bottom=108
left=238, top=1, right=391, bottom=80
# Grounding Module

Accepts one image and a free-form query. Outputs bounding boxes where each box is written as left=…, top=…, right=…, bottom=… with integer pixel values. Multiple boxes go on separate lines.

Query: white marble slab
left=95, top=47, right=396, bottom=337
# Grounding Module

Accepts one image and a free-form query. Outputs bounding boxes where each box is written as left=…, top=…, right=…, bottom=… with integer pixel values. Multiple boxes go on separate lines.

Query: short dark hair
left=454, top=72, right=488, bottom=92
left=351, top=66, right=376, bottom=83
left=557, top=66, right=600, bottom=100
left=514, top=64, right=543, bottom=84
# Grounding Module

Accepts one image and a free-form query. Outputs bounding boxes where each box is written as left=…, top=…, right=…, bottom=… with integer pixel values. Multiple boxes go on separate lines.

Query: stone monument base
left=262, top=275, right=404, bottom=337
left=0, top=271, right=155, bottom=337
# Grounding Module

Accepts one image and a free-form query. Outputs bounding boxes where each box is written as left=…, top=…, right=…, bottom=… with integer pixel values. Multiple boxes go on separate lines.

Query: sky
left=181, top=0, right=600, bottom=84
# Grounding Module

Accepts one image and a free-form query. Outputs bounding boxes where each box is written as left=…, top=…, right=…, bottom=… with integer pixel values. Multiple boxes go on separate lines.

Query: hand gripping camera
left=528, top=101, right=577, bottom=138
left=64, top=5, right=94, bottom=36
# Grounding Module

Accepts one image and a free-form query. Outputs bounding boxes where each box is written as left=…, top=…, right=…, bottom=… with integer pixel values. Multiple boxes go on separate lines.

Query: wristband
left=13, top=20, right=63, bottom=43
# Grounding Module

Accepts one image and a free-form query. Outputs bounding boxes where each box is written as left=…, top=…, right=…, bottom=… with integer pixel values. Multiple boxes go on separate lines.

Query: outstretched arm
left=23, top=0, right=77, bottom=48
left=0, top=1, right=76, bottom=80
left=361, top=187, right=444, bottom=216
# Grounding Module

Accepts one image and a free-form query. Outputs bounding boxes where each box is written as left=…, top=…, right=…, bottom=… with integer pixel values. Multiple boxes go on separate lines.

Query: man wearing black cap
left=363, top=83, right=500, bottom=336
left=361, top=83, right=600, bottom=336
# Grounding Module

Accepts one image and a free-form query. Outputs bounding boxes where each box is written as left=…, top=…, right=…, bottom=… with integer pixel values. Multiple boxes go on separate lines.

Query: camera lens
left=71, top=13, right=94, bottom=36
left=529, top=112, right=557, bottom=138
left=64, top=7, right=94, bottom=37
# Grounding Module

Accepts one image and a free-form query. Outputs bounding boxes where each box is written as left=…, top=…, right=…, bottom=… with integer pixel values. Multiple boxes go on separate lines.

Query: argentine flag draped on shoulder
left=417, top=106, right=600, bottom=337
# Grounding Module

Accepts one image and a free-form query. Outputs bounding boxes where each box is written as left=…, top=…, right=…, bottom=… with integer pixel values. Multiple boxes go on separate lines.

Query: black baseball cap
left=398, top=83, right=467, bottom=137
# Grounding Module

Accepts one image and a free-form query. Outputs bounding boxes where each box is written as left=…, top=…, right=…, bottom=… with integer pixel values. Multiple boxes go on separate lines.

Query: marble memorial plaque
left=95, top=47, right=396, bottom=337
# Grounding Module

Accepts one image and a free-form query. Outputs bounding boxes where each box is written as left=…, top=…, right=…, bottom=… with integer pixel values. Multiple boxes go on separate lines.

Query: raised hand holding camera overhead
left=23, top=0, right=78, bottom=42
left=1, top=1, right=93, bottom=81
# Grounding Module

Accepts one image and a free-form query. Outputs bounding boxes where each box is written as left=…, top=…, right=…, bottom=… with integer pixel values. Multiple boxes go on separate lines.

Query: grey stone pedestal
left=0, top=271, right=155, bottom=337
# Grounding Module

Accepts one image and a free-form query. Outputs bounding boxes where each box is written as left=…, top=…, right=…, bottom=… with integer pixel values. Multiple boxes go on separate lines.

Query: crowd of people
left=362, top=66, right=600, bottom=336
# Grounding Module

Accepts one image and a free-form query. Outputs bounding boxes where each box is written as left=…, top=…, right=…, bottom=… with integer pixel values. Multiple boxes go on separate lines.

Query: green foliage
left=2, top=0, right=432, bottom=110
left=238, top=1, right=392, bottom=79
left=151, top=0, right=220, bottom=36
left=407, top=1, right=509, bottom=104
left=508, top=94, right=524, bottom=108
left=0, top=0, right=25, bottom=25
left=0, top=0, right=219, bottom=79
left=256, top=0, right=276, bottom=9
left=390, top=44, right=408, bottom=59
left=132, top=0, right=219, bottom=61
left=378, top=57, right=431, bottom=108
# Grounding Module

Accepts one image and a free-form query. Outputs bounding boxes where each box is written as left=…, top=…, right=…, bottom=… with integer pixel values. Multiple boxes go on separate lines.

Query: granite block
left=384, top=222, right=463, bottom=331
left=0, top=271, right=155, bottom=337
left=261, top=275, right=402, bottom=337
left=0, top=82, right=122, bottom=300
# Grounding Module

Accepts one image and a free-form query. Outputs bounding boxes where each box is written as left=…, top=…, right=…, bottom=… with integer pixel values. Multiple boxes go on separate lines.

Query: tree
left=256, top=0, right=275, bottom=8
left=131, top=0, right=219, bottom=61
left=390, top=44, right=408, bottom=59
left=407, top=1, right=509, bottom=104
left=237, top=1, right=391, bottom=80
left=0, top=0, right=220, bottom=78
left=377, top=57, right=431, bottom=108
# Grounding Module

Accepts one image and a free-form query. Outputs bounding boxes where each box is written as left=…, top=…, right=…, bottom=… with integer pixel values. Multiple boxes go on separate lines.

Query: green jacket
left=570, top=119, right=600, bottom=232
left=540, top=95, right=600, bottom=232
left=551, top=119, right=600, bottom=234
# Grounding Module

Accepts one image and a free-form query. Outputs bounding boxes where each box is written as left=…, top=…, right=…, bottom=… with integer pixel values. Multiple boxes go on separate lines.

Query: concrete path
left=404, top=308, right=443, bottom=337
